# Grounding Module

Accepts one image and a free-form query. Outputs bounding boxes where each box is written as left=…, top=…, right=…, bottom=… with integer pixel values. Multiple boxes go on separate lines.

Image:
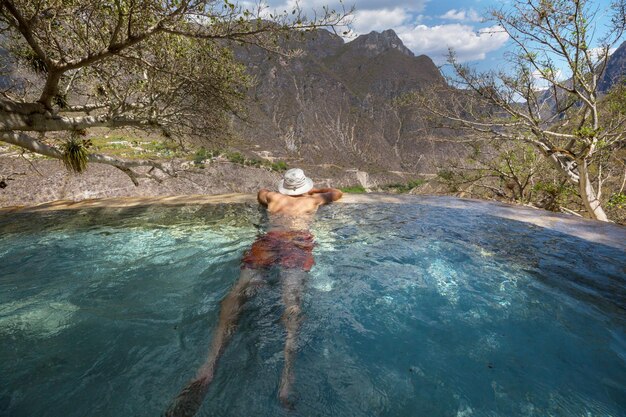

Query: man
left=165, top=169, right=342, bottom=417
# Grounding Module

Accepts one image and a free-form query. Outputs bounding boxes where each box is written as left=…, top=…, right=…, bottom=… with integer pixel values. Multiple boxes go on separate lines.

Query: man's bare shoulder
left=257, top=189, right=278, bottom=206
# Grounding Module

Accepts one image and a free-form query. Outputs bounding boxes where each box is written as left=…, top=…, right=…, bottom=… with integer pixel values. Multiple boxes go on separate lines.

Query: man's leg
left=164, top=268, right=264, bottom=417
left=277, top=268, right=308, bottom=408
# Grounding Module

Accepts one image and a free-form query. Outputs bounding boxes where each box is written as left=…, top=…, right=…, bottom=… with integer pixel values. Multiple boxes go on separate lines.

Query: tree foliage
left=0, top=0, right=350, bottom=183
left=417, top=0, right=626, bottom=221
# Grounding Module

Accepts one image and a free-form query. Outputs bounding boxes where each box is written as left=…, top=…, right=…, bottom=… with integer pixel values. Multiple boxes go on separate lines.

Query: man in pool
left=165, top=168, right=342, bottom=416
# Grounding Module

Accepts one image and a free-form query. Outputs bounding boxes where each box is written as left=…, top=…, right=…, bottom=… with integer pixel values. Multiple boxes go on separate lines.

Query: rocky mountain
left=231, top=29, right=456, bottom=175
left=538, top=40, right=626, bottom=117
left=599, top=40, right=626, bottom=93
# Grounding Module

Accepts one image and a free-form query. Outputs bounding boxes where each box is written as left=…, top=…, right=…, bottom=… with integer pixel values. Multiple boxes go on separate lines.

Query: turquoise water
left=0, top=201, right=625, bottom=417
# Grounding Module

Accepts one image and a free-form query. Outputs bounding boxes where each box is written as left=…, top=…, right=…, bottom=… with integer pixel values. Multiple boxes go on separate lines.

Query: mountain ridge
left=232, top=28, right=453, bottom=174
left=538, top=40, right=626, bottom=116
left=599, top=40, right=626, bottom=92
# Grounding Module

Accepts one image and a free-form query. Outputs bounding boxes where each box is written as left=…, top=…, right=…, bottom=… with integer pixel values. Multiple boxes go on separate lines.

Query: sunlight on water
left=0, top=200, right=624, bottom=417
left=0, top=297, right=79, bottom=338
left=427, top=258, right=461, bottom=304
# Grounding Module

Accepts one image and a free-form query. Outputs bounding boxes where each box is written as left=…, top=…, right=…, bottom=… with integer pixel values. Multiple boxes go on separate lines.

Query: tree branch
left=0, top=102, right=159, bottom=131
left=0, top=131, right=176, bottom=185
left=1, top=0, right=52, bottom=67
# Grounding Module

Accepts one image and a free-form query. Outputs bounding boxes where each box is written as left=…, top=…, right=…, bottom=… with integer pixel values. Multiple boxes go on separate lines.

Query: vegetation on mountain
left=417, top=0, right=626, bottom=221
left=436, top=141, right=579, bottom=210
left=232, top=28, right=447, bottom=172
left=338, top=179, right=426, bottom=194
left=192, top=146, right=288, bottom=171
left=0, top=0, right=349, bottom=184
left=339, top=185, right=367, bottom=194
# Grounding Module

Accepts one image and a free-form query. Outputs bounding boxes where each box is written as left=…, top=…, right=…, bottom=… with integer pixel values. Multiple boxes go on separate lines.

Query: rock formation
left=599, top=40, right=626, bottom=93
left=232, top=29, right=456, bottom=174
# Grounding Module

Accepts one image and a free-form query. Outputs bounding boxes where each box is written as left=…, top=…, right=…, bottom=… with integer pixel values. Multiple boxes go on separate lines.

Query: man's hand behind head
left=308, top=188, right=343, bottom=204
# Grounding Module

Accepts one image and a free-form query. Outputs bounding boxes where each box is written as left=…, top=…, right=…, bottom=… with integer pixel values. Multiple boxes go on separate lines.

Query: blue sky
left=255, top=0, right=622, bottom=72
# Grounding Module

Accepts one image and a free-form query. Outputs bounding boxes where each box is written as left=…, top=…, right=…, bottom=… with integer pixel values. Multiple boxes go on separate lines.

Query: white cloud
left=262, top=0, right=429, bottom=13
left=588, top=46, right=617, bottom=62
left=250, top=0, right=355, bottom=20
left=440, top=8, right=482, bottom=22
left=397, top=24, right=509, bottom=63
left=352, top=7, right=411, bottom=33
left=349, top=0, right=428, bottom=12
left=532, top=69, right=565, bottom=80
left=254, top=0, right=429, bottom=36
left=242, top=1, right=507, bottom=63
left=531, top=68, right=565, bottom=90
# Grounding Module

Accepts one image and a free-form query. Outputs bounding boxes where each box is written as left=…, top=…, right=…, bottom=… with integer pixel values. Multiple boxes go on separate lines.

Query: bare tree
left=0, top=0, right=350, bottom=184
left=417, top=0, right=626, bottom=221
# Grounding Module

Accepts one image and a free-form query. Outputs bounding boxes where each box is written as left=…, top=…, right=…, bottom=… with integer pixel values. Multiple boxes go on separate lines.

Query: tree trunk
left=578, top=159, right=609, bottom=221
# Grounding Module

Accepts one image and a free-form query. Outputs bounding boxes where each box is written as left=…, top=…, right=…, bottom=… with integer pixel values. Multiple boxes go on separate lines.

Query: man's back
left=257, top=188, right=342, bottom=217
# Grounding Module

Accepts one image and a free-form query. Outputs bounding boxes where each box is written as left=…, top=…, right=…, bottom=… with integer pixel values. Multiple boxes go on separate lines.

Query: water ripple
left=0, top=201, right=624, bottom=417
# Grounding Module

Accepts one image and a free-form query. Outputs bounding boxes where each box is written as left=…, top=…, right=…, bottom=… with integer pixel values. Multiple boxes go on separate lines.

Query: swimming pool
left=1, top=197, right=624, bottom=417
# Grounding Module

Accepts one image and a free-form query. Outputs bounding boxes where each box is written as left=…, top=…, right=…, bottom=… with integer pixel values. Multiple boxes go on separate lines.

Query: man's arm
left=308, top=188, right=343, bottom=204
left=257, top=189, right=271, bottom=206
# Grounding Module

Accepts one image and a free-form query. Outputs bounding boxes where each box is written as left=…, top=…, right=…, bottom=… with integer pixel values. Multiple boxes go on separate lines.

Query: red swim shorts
left=241, top=230, right=315, bottom=271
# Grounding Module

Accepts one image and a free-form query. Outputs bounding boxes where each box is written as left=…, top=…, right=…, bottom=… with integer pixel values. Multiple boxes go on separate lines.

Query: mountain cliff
left=599, top=41, right=626, bottom=93
left=231, top=29, right=454, bottom=174
left=539, top=41, right=626, bottom=116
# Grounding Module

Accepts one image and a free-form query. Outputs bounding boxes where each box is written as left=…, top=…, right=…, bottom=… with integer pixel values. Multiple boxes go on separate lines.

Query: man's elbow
left=257, top=189, right=270, bottom=205
left=332, top=189, right=343, bottom=201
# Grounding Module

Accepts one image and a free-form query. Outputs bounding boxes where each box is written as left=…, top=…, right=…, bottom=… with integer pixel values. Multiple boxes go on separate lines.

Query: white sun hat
left=277, top=168, right=314, bottom=195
